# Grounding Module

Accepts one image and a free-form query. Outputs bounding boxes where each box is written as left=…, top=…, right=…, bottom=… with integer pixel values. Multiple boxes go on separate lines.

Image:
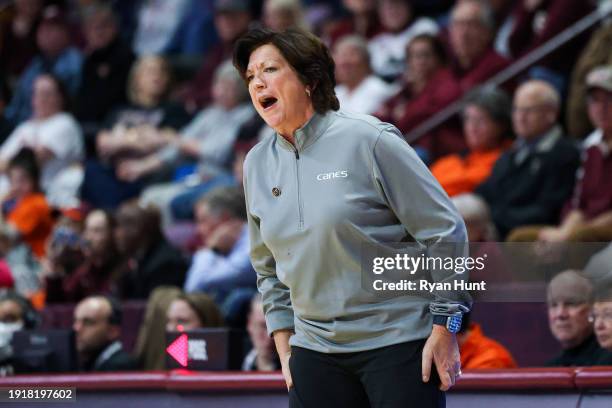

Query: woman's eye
left=264, top=66, right=277, bottom=72
left=246, top=75, right=254, bottom=82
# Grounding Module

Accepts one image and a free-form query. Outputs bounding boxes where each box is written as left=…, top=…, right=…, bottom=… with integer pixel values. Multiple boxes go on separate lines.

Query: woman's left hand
left=422, top=325, right=461, bottom=391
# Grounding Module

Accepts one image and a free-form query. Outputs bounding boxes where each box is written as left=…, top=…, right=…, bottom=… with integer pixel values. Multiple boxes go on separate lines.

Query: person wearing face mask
left=0, top=290, right=40, bottom=376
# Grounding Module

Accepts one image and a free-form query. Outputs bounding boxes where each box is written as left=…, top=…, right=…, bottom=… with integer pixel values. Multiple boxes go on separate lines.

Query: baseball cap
left=586, top=65, right=612, bottom=92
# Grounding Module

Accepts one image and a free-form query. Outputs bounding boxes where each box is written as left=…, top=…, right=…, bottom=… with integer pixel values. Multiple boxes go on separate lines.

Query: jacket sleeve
left=243, top=155, right=295, bottom=336
left=371, top=125, right=471, bottom=316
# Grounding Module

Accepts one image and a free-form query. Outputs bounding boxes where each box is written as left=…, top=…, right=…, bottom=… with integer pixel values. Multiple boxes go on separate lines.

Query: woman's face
left=463, top=105, right=503, bottom=152
left=166, top=299, right=203, bottom=332
left=593, top=301, right=612, bottom=351
left=246, top=44, right=313, bottom=136
left=378, top=0, right=411, bottom=32
left=32, top=75, right=63, bottom=119
left=135, top=58, right=169, bottom=101
left=83, top=210, right=111, bottom=257
left=263, top=1, right=295, bottom=31
left=406, top=39, right=440, bottom=82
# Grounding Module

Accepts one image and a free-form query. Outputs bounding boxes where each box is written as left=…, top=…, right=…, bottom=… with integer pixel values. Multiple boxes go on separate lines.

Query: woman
left=81, top=55, right=190, bottom=208
left=367, top=0, right=438, bottom=81
left=0, top=73, right=83, bottom=207
left=430, top=87, right=512, bottom=197
left=44, top=209, right=122, bottom=303
left=137, top=60, right=255, bottom=225
left=375, top=33, right=463, bottom=161
left=234, top=27, right=469, bottom=408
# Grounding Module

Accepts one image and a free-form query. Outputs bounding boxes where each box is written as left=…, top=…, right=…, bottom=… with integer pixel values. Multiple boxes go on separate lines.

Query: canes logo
left=316, top=170, right=349, bottom=181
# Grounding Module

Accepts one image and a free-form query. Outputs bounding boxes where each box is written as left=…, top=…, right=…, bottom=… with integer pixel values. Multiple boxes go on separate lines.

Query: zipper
left=294, top=148, right=304, bottom=230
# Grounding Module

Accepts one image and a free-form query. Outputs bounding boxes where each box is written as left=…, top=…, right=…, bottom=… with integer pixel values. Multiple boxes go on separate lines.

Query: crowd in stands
left=0, top=0, right=611, bottom=375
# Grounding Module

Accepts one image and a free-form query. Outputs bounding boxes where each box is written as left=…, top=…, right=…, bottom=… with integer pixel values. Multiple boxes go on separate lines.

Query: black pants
left=288, top=340, right=444, bottom=408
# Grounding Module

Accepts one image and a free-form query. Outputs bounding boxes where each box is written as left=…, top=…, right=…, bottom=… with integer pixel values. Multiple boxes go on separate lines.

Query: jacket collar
left=275, top=111, right=334, bottom=152
left=513, top=125, right=562, bottom=165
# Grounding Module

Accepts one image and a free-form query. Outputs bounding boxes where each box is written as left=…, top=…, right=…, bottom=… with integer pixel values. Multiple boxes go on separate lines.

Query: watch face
left=447, top=315, right=462, bottom=333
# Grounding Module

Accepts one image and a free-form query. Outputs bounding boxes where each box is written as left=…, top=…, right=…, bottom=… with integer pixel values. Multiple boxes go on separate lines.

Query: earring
left=306, top=89, right=311, bottom=97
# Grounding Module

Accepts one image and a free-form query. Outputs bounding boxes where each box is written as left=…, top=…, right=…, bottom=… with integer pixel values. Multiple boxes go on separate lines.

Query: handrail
left=405, top=4, right=612, bottom=144
left=2, top=367, right=612, bottom=392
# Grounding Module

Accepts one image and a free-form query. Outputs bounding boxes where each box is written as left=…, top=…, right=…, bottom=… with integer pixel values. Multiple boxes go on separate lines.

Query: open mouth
left=259, top=96, right=278, bottom=110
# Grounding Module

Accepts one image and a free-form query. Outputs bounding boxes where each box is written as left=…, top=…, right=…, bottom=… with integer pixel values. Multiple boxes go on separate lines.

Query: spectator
left=183, top=186, right=255, bottom=304
left=566, top=21, right=612, bottom=139
left=431, top=86, right=512, bottom=197
left=262, top=0, right=309, bottom=31
left=0, top=73, right=84, bottom=208
left=508, top=0, right=595, bottom=81
left=1, top=148, right=53, bottom=258
left=368, top=0, right=438, bottom=81
left=174, top=0, right=253, bottom=113
left=165, top=293, right=224, bottom=332
left=0, top=0, right=43, bottom=85
left=475, top=80, right=580, bottom=239
left=114, top=202, right=187, bottom=299
left=458, top=312, right=517, bottom=369
left=324, top=0, right=382, bottom=47
left=591, top=283, right=612, bottom=363
left=75, top=4, right=135, bottom=148
left=242, top=293, right=280, bottom=371
left=447, top=0, right=509, bottom=92
left=508, top=66, right=612, bottom=243
left=0, top=290, right=40, bottom=376
left=81, top=55, right=190, bottom=209
left=546, top=270, right=605, bottom=366
left=45, top=209, right=121, bottom=303
left=4, top=6, right=82, bottom=125
left=452, top=193, right=498, bottom=243
left=137, top=60, right=255, bottom=225
left=333, top=34, right=399, bottom=114
left=374, top=33, right=462, bottom=160
left=73, top=295, right=139, bottom=371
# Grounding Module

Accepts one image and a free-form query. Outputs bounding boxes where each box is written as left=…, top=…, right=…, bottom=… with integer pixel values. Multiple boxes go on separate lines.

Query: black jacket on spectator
left=76, top=37, right=134, bottom=154
left=81, top=340, right=139, bottom=372
left=117, top=239, right=187, bottom=299
left=546, top=334, right=608, bottom=367
left=475, top=126, right=580, bottom=239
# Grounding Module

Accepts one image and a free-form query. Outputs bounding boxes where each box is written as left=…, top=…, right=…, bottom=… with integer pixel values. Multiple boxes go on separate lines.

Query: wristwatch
left=433, top=314, right=462, bottom=333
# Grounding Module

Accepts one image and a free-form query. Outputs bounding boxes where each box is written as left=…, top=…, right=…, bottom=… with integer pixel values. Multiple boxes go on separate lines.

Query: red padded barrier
left=1, top=368, right=611, bottom=392
left=575, top=367, right=612, bottom=389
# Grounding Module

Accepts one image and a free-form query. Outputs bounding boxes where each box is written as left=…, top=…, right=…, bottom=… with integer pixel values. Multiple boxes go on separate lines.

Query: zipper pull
left=295, top=149, right=300, bottom=159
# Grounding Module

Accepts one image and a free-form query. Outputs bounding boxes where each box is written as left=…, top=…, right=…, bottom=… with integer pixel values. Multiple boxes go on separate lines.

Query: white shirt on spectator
left=0, top=112, right=84, bottom=206
left=183, top=225, right=255, bottom=300
left=368, top=17, right=439, bottom=80
left=335, top=75, right=400, bottom=115
left=132, top=0, right=191, bottom=56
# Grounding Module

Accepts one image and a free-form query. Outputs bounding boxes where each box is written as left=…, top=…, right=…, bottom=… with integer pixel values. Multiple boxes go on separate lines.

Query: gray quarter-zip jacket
left=244, top=109, right=470, bottom=353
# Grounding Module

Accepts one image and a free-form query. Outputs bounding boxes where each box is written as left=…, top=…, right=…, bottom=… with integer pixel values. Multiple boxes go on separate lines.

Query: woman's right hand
left=280, top=351, right=293, bottom=390
left=273, top=330, right=294, bottom=390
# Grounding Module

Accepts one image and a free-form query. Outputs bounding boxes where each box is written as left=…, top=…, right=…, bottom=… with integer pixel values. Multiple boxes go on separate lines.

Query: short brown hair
left=233, top=27, right=339, bottom=114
